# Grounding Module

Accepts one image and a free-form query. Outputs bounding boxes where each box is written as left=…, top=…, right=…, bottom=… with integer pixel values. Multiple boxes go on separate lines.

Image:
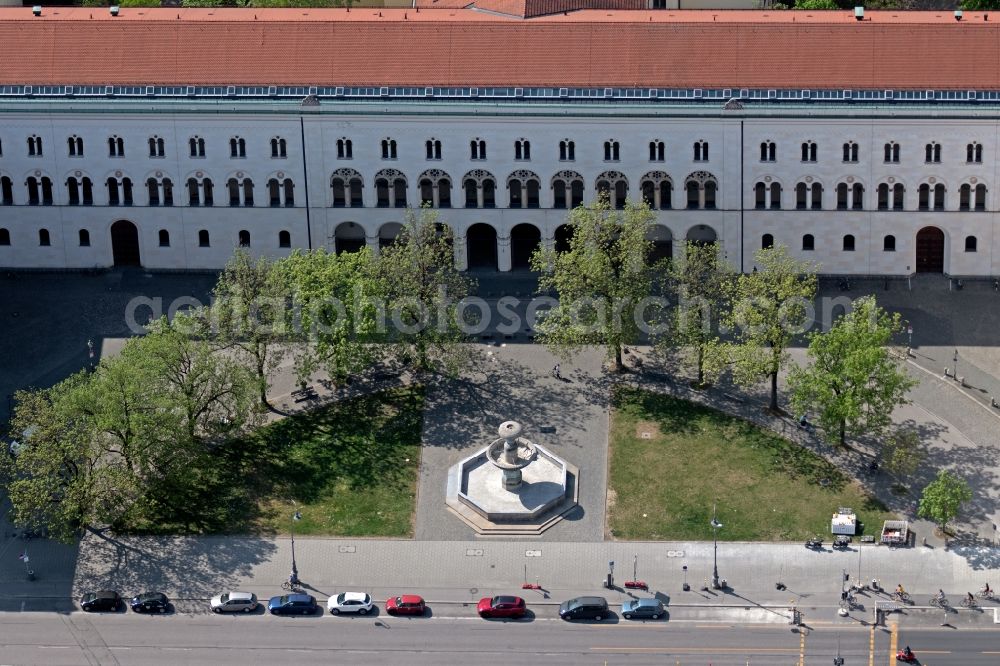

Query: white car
left=327, top=592, right=374, bottom=615
left=210, top=591, right=258, bottom=613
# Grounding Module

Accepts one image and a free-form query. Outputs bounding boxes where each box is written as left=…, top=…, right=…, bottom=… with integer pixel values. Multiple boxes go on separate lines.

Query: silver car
left=210, top=591, right=258, bottom=613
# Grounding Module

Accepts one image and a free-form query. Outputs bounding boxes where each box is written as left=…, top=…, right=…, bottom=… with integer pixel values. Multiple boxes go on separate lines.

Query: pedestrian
left=553, top=363, right=561, bottom=379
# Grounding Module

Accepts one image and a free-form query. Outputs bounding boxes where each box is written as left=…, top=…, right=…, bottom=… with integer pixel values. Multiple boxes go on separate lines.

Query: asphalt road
left=1, top=606, right=998, bottom=666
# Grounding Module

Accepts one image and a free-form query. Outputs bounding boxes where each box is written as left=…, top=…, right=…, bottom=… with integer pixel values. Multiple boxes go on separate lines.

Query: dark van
left=558, top=596, right=609, bottom=621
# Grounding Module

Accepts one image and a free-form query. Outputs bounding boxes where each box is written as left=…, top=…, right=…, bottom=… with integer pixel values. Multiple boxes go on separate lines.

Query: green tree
left=660, top=241, right=732, bottom=387
left=531, top=196, right=658, bottom=372
left=961, top=0, right=1000, bottom=10
left=725, top=245, right=818, bottom=412
left=371, top=206, right=475, bottom=374
left=275, top=247, right=381, bottom=384
left=794, top=0, right=838, bottom=8
left=881, top=428, right=926, bottom=485
left=918, top=470, right=972, bottom=533
left=209, top=249, right=288, bottom=408
left=788, top=296, right=917, bottom=446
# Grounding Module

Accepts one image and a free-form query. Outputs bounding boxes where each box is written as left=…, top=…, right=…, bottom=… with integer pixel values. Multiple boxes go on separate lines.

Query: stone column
left=366, top=233, right=380, bottom=257
left=497, top=234, right=512, bottom=272
left=699, top=185, right=706, bottom=209
left=454, top=234, right=468, bottom=271
left=477, top=185, right=484, bottom=209
left=653, top=186, right=661, bottom=210
left=432, top=183, right=440, bottom=209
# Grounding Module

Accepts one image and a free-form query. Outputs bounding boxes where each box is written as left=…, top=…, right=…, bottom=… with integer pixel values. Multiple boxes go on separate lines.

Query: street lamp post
left=711, top=501, right=723, bottom=590
left=289, top=511, right=302, bottom=584
left=953, top=349, right=959, bottom=378
left=907, top=324, right=913, bottom=351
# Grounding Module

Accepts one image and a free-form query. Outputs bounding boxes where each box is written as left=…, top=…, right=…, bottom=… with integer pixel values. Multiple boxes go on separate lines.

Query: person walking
left=552, top=363, right=561, bottom=379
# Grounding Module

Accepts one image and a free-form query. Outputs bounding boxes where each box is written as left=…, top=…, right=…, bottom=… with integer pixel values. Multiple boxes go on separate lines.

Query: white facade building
left=0, top=8, right=998, bottom=276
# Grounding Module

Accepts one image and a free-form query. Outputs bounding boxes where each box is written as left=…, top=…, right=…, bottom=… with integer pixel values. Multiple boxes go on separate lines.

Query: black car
left=558, top=596, right=609, bottom=621
left=267, top=593, right=318, bottom=615
left=80, top=590, right=122, bottom=612
left=130, top=592, right=170, bottom=614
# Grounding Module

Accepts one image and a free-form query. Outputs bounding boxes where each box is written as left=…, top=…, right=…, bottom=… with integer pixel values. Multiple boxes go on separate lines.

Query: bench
left=292, top=386, right=318, bottom=403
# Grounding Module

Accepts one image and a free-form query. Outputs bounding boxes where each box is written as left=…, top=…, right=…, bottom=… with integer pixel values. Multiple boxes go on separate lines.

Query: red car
left=477, top=595, right=526, bottom=619
left=386, top=594, right=426, bottom=616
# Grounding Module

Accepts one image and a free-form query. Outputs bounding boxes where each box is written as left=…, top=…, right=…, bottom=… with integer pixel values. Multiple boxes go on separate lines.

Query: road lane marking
left=868, top=623, right=875, bottom=666
left=799, top=625, right=806, bottom=666
left=889, top=621, right=898, bottom=666
left=591, top=647, right=798, bottom=653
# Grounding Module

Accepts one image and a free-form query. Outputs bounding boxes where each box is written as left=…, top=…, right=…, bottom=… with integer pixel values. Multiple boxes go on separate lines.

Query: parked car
left=621, top=598, right=664, bottom=620
left=268, top=593, right=319, bottom=616
left=80, top=590, right=122, bottom=612
left=328, top=592, right=374, bottom=615
left=210, top=591, right=259, bottom=614
left=130, top=592, right=170, bottom=614
left=386, top=594, right=426, bottom=616
left=559, top=596, right=609, bottom=621
left=477, top=595, right=527, bottom=619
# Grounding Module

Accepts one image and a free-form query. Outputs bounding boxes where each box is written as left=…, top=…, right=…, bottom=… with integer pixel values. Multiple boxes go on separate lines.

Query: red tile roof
left=0, top=8, right=997, bottom=90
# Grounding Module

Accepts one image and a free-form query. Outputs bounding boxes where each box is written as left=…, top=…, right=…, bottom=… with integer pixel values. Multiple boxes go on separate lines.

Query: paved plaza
left=1, top=269, right=1000, bottom=618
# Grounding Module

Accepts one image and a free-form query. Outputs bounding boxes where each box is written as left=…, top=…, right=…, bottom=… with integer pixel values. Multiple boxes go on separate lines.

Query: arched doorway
left=554, top=224, right=574, bottom=254
left=686, top=224, right=718, bottom=246
left=916, top=227, right=945, bottom=273
left=466, top=223, right=498, bottom=271
left=510, top=223, right=541, bottom=270
left=110, top=220, right=140, bottom=267
left=334, top=221, right=365, bottom=255
left=647, top=224, right=673, bottom=263
left=378, top=222, right=403, bottom=250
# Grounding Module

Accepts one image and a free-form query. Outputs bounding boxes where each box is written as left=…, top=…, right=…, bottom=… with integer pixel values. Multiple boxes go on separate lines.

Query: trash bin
left=26, top=570, right=35, bottom=581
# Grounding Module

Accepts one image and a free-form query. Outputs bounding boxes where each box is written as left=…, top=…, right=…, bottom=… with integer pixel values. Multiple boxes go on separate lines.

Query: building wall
left=0, top=107, right=996, bottom=275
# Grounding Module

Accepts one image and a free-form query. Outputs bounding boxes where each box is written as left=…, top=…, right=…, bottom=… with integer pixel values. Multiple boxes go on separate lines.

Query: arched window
left=279, top=230, right=291, bottom=248
left=189, top=136, right=205, bottom=158
left=884, top=142, right=900, bottom=163
left=975, top=184, right=987, bottom=211
left=159, top=229, right=170, bottom=247
left=283, top=178, right=294, bottom=207
left=198, top=230, right=210, bottom=247
left=271, top=137, right=287, bottom=159
left=925, top=142, right=941, bottom=163
left=836, top=183, right=849, bottom=210
left=918, top=184, right=930, bottom=210
left=239, top=230, right=250, bottom=247
left=754, top=182, right=766, bottom=209
left=851, top=183, right=864, bottom=210
left=883, top=235, right=896, bottom=252
left=162, top=178, right=173, bottom=207
left=795, top=182, right=808, bottom=210
left=933, top=184, right=946, bottom=211
left=959, top=183, right=971, bottom=211
left=122, top=178, right=133, bottom=206
left=686, top=181, right=700, bottom=209
left=337, top=138, right=353, bottom=159
left=603, top=140, right=620, bottom=162
left=559, top=140, right=575, bottom=161
left=228, top=178, right=241, bottom=207
left=67, top=136, right=83, bottom=157
left=693, top=140, right=708, bottom=161
left=515, top=139, right=531, bottom=161
left=877, top=183, right=889, bottom=210
left=810, top=183, right=823, bottom=210
left=967, top=142, right=983, bottom=164
left=243, top=179, right=254, bottom=207
left=966, top=235, right=978, bottom=252
left=761, top=233, right=774, bottom=250
left=425, top=138, right=442, bottom=160
left=107, top=177, right=120, bottom=206
left=149, top=136, right=164, bottom=158
left=268, top=179, right=280, bottom=207
left=67, top=176, right=81, bottom=205
left=843, top=234, right=855, bottom=252
left=381, top=138, right=397, bottom=160
left=470, top=138, right=486, bottom=160
left=188, top=178, right=200, bottom=206
left=801, top=141, right=817, bottom=162
left=27, top=135, right=42, bottom=157
left=147, top=178, right=160, bottom=206
left=0, top=176, right=12, bottom=205
left=760, top=141, right=775, bottom=162
left=38, top=229, right=50, bottom=246
left=649, top=140, right=665, bottom=162
left=79, top=229, right=90, bottom=246
left=230, top=137, right=246, bottom=158
left=802, top=234, right=814, bottom=251
left=892, top=184, right=905, bottom=210
left=770, top=182, right=782, bottom=210
left=0, top=228, right=10, bottom=245
left=331, top=177, right=347, bottom=208
left=842, top=141, right=858, bottom=163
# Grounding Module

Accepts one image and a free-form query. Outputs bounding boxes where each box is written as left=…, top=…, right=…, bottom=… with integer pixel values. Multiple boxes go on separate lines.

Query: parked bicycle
left=281, top=580, right=305, bottom=592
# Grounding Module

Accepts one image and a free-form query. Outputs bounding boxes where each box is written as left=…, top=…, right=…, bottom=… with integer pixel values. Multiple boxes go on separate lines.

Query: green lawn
left=129, top=386, right=424, bottom=537
left=608, top=387, right=894, bottom=541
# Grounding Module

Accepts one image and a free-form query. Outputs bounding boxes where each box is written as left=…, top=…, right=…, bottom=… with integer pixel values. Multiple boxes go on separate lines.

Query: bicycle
left=891, top=591, right=911, bottom=603
left=961, top=596, right=978, bottom=609
left=976, top=587, right=995, bottom=601
left=930, top=593, right=948, bottom=607
left=281, top=580, right=305, bottom=592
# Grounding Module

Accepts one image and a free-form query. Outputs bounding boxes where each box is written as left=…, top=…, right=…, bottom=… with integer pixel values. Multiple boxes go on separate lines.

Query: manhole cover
left=465, top=548, right=484, bottom=557
left=338, top=545, right=356, bottom=553
left=525, top=550, right=542, bottom=557
left=640, top=432, right=652, bottom=439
